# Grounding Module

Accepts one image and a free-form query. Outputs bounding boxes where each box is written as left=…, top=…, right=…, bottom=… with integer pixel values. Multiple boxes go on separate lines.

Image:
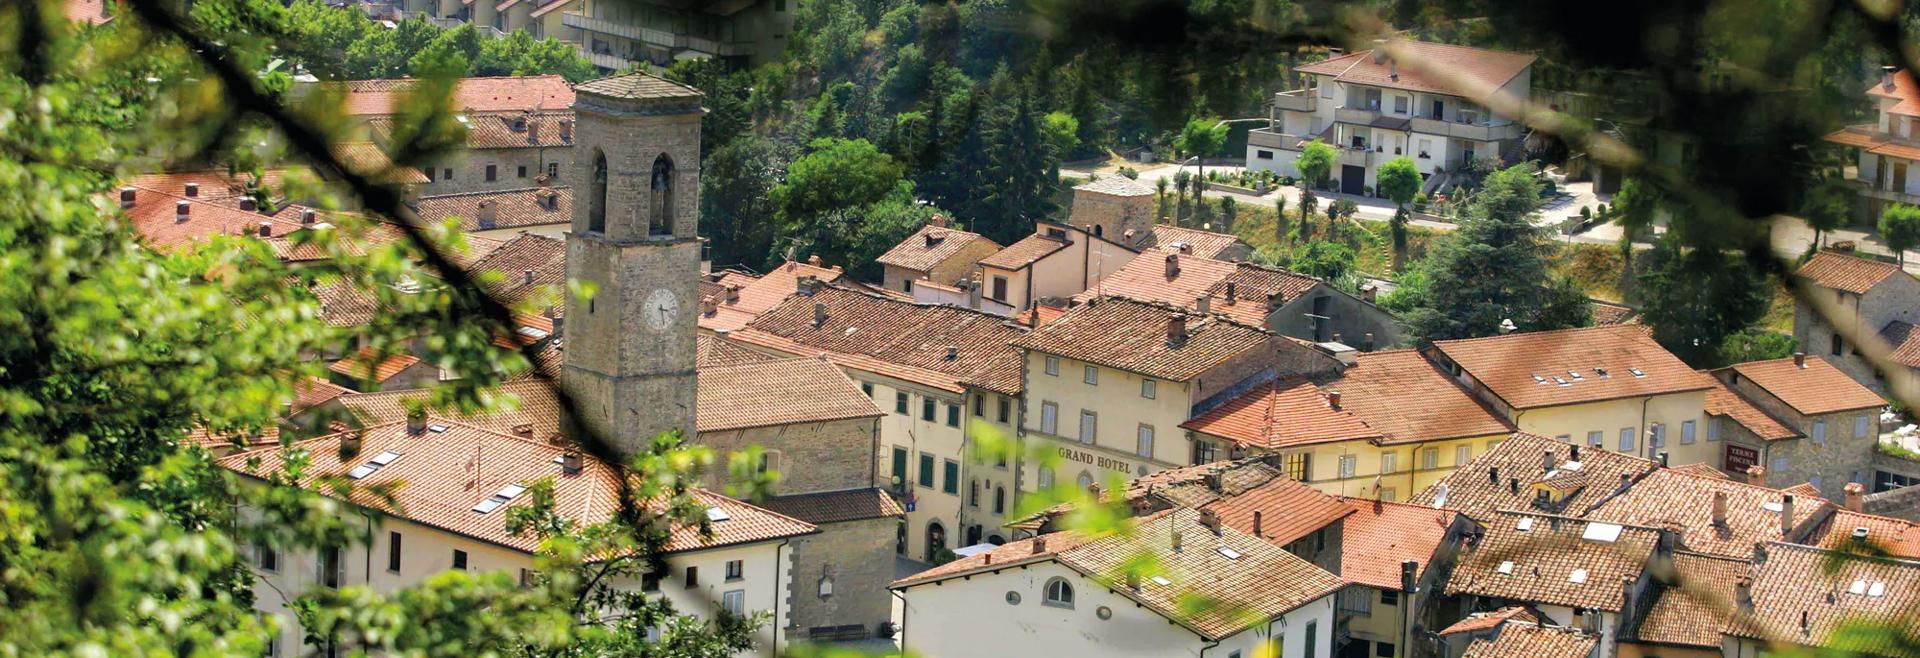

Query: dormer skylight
left=1850, top=580, right=1868, bottom=595
left=472, top=483, right=528, bottom=514
left=1567, top=370, right=1584, bottom=380
left=1516, top=517, right=1535, bottom=532
left=1532, top=374, right=1547, bottom=384
left=706, top=506, right=732, bottom=522
left=347, top=450, right=402, bottom=479
left=1497, top=561, right=1515, bottom=575
left=1869, top=582, right=1887, bottom=597
left=428, top=424, right=449, bottom=433
left=517, top=326, right=551, bottom=340
left=1217, top=547, right=1243, bottom=560
left=1628, top=367, right=1646, bottom=378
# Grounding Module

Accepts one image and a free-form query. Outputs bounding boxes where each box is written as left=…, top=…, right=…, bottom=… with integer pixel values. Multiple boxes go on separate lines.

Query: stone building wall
left=419, top=146, right=572, bottom=196
left=1793, top=272, right=1920, bottom=396
left=784, top=515, right=899, bottom=638
left=697, top=417, right=881, bottom=496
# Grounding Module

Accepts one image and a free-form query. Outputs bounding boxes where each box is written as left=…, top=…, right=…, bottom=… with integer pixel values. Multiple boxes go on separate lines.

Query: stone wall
left=1267, top=284, right=1405, bottom=350
left=1793, top=272, right=1920, bottom=397
left=785, top=515, right=899, bottom=637
left=1721, top=371, right=1879, bottom=499
left=1067, top=190, right=1155, bottom=243
left=419, top=146, right=571, bottom=196
left=697, top=417, right=881, bottom=496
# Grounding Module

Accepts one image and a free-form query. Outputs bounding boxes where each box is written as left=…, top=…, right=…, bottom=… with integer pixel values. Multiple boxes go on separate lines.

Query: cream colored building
left=976, top=222, right=1137, bottom=314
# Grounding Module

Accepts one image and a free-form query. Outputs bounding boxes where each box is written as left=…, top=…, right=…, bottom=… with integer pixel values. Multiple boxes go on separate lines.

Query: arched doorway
left=965, top=525, right=983, bottom=547
left=924, top=520, right=947, bottom=562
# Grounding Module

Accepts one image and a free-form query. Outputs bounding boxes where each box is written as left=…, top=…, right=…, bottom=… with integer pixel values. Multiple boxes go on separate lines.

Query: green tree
left=1719, top=329, right=1799, bottom=365
left=1395, top=164, right=1591, bottom=342
left=474, top=29, right=595, bottom=82
left=1041, top=111, right=1082, bottom=160
left=1176, top=117, right=1228, bottom=181
left=1287, top=241, right=1357, bottom=282
left=1219, top=195, right=1237, bottom=234
left=1879, top=204, right=1920, bottom=266
left=771, top=138, right=905, bottom=227
left=1801, top=176, right=1852, bottom=250
left=1611, top=176, right=1660, bottom=295
left=701, top=136, right=788, bottom=271
left=1273, top=196, right=1289, bottom=243
left=1296, top=140, right=1336, bottom=191
left=1376, top=156, right=1421, bottom=269
left=1637, top=237, right=1775, bottom=366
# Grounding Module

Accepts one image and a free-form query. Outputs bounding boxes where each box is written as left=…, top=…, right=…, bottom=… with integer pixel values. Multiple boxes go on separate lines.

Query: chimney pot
left=1225, top=281, right=1237, bottom=304
left=1195, top=295, right=1211, bottom=315
left=1166, top=314, right=1189, bottom=345
left=1327, top=389, right=1342, bottom=410
left=1489, top=466, right=1500, bottom=484
left=1199, top=509, right=1222, bottom=536
left=928, top=214, right=947, bottom=228
left=1712, top=490, right=1729, bottom=527
left=476, top=200, right=497, bottom=229
left=562, top=451, right=582, bottom=474
left=1571, top=444, right=1581, bottom=461
left=1657, top=451, right=1670, bottom=468
left=119, top=187, right=136, bottom=208
left=724, top=284, right=740, bottom=303
left=701, top=296, right=719, bottom=316
left=340, top=430, right=363, bottom=457
left=1885, top=66, right=1899, bottom=91
left=1746, top=465, right=1767, bottom=486
left=1127, top=571, right=1141, bottom=591
left=1508, top=477, right=1519, bottom=494
left=1267, top=290, right=1285, bottom=310
left=257, top=221, right=272, bottom=237
left=1362, top=333, right=1375, bottom=352
left=1252, top=510, right=1264, bottom=537
left=1032, top=536, right=1048, bottom=554
left=807, top=254, right=823, bottom=267
left=1400, top=560, right=1419, bottom=593
left=813, top=302, right=827, bottom=328
left=239, top=197, right=257, bottom=212
left=522, top=269, right=534, bottom=285
left=1794, top=352, right=1807, bottom=368
left=1164, top=252, right=1180, bottom=278
left=1361, top=284, right=1378, bottom=303
left=300, top=208, right=316, bottom=224
left=1853, top=526, right=1872, bottom=543
left=1845, top=482, right=1866, bottom=512
left=184, top=182, right=199, bottom=197
left=945, top=346, right=958, bottom=361
left=175, top=200, right=190, bottom=222
left=1172, top=530, right=1183, bottom=552
left=1781, top=494, right=1796, bottom=535
left=405, top=409, right=427, bottom=436
left=1542, top=449, right=1556, bottom=472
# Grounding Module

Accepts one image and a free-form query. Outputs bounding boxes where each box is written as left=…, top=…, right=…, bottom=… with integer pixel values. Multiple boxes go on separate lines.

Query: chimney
left=1508, top=478, right=1520, bottom=494
left=174, top=200, right=190, bottom=223
left=561, top=451, right=582, bottom=475
left=477, top=201, right=497, bottom=229
left=1793, top=352, right=1807, bottom=368
left=1657, top=451, right=1669, bottom=468
left=1194, top=295, right=1211, bottom=315
left=724, top=284, right=741, bottom=304
left=559, top=119, right=573, bottom=142
left=924, top=231, right=943, bottom=248
left=512, top=424, right=534, bottom=439
left=965, top=276, right=982, bottom=309
left=807, top=254, right=823, bottom=267
left=1845, top=482, right=1866, bottom=512
left=300, top=208, right=316, bottom=224
left=184, top=182, right=199, bottom=197
left=340, top=430, right=363, bottom=457
left=1199, top=509, right=1222, bottom=536
left=239, top=197, right=257, bottom=212
left=1127, top=571, right=1141, bottom=591
left=1853, top=526, right=1872, bottom=545
left=928, top=213, right=947, bottom=228
left=944, top=346, right=958, bottom=361
left=1252, top=511, right=1264, bottom=537
left=1735, top=576, right=1755, bottom=613
left=1032, top=536, right=1048, bottom=554
left=1618, top=472, right=1633, bottom=491
left=523, top=269, right=534, bottom=285
left=1488, top=466, right=1500, bottom=485
left=257, top=221, right=272, bottom=237
left=1542, top=449, right=1556, bottom=472
left=1164, top=252, right=1180, bottom=278
left=701, top=296, right=718, bottom=317
left=1327, top=389, right=1342, bottom=410
left=119, top=187, right=136, bottom=208
left=796, top=275, right=821, bottom=296
left=1204, top=471, right=1223, bottom=492
left=1266, top=291, right=1286, bottom=311
left=1571, top=444, right=1581, bottom=461
left=1371, top=39, right=1388, bottom=64
left=1363, top=333, right=1375, bottom=352
left=813, top=302, right=828, bottom=328
left=1172, top=530, right=1183, bottom=553
left=1780, top=494, right=1795, bottom=536
left=1885, top=65, right=1899, bottom=91
left=1166, top=314, right=1188, bottom=345
left=526, top=121, right=541, bottom=145
left=406, top=408, right=427, bottom=436
left=1225, top=281, right=1237, bottom=305
left=1746, top=465, right=1767, bottom=486
left=1712, top=490, right=1729, bottom=527
left=1400, top=560, right=1419, bottom=594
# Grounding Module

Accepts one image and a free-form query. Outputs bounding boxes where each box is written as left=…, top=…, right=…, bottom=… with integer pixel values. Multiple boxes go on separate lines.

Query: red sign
left=1725, top=445, right=1759, bottom=473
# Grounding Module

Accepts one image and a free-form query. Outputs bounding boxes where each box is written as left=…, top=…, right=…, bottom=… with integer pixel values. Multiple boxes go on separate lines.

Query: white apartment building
left=1246, top=40, right=1534, bottom=195
left=1824, top=67, right=1920, bottom=223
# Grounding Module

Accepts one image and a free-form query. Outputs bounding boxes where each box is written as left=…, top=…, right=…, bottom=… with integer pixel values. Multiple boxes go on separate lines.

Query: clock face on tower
left=643, top=288, right=679, bottom=333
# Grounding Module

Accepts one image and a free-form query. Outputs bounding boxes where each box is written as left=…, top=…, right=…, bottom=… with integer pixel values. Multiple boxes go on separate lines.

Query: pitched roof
left=1206, top=263, right=1325, bottom=325
left=1136, top=225, right=1249, bottom=261
left=118, top=186, right=309, bottom=252
left=294, top=376, right=354, bottom=413
left=1007, top=459, right=1343, bottom=540
left=1722, top=542, right=1920, bottom=652
left=1587, top=467, right=1829, bottom=560
left=1338, top=497, right=1458, bottom=590
left=574, top=73, right=702, bottom=101
left=875, top=224, right=1000, bottom=274
left=417, top=187, right=571, bottom=232
left=373, top=111, right=574, bottom=150
left=1181, top=378, right=1385, bottom=450
left=217, top=420, right=814, bottom=554
left=754, top=488, right=904, bottom=525
left=1807, top=509, right=1920, bottom=559
left=1410, top=433, right=1660, bottom=519
left=697, top=334, right=776, bottom=368
left=896, top=509, right=1345, bottom=640
left=1867, top=69, right=1920, bottom=117
left=1590, top=301, right=1638, bottom=326
left=331, top=75, right=575, bottom=116
left=1446, top=511, right=1663, bottom=612
left=1200, top=473, right=1355, bottom=547
left=698, top=260, right=859, bottom=331
left=731, top=285, right=1027, bottom=395
left=1013, top=297, right=1276, bottom=382
left=1081, top=251, right=1325, bottom=327
left=1295, top=40, right=1536, bottom=102
left=695, top=357, right=883, bottom=432
left=1630, top=551, right=1748, bottom=647
left=336, top=380, right=564, bottom=443
left=1796, top=251, right=1904, bottom=295
left=979, top=233, right=1070, bottom=270
left=301, top=276, right=383, bottom=328
left=328, top=347, right=423, bottom=384
left=1072, top=174, right=1154, bottom=197
left=464, top=233, right=566, bottom=314
left=1704, top=377, right=1803, bottom=441
left=1458, top=623, right=1600, bottom=658
left=1723, top=356, right=1886, bottom=416
left=1879, top=321, right=1920, bottom=369
left=332, top=142, right=432, bottom=184
left=1431, top=324, right=1714, bottom=409
left=1437, top=607, right=1539, bottom=635
left=1327, top=349, right=1515, bottom=444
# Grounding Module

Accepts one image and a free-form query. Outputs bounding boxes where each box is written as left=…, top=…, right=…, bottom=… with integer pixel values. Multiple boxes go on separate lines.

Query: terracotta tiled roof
left=1135, top=225, right=1249, bottom=261
left=1796, top=251, right=1903, bottom=294
left=294, top=376, right=354, bottom=413
left=1182, top=378, right=1384, bottom=450
left=1437, top=607, right=1538, bottom=635
left=1879, top=321, right=1920, bottom=368
left=978, top=233, right=1070, bottom=270
left=1338, top=497, right=1458, bottom=590
left=331, top=75, right=575, bottom=116
left=574, top=73, right=702, bottom=101
left=755, top=488, right=904, bottom=525
left=328, top=347, right=422, bottom=384
left=217, top=420, right=814, bottom=554
left=1073, top=175, right=1154, bottom=197
left=1723, top=356, right=1886, bottom=416
left=1200, top=473, right=1354, bottom=546
left=896, top=509, right=1344, bottom=640
left=1723, top=542, right=1920, bottom=652
left=1458, top=623, right=1599, bottom=658
left=1207, top=263, right=1324, bottom=325
left=332, top=141, right=431, bottom=184
left=1630, top=551, right=1748, bottom=647
left=417, top=187, right=571, bottom=232
left=464, top=233, right=566, bottom=314
left=1431, top=324, right=1714, bottom=410
left=1867, top=70, right=1920, bottom=117
left=1587, top=468, right=1830, bottom=560
left=1446, top=511, right=1662, bottom=612
left=184, top=424, right=280, bottom=452
left=1807, top=510, right=1920, bottom=559
left=1327, top=349, right=1515, bottom=444
left=118, top=186, right=308, bottom=252
left=1295, top=41, right=1536, bottom=102
left=1083, top=249, right=1239, bottom=307
left=696, top=357, right=883, bottom=432
left=1590, top=301, right=1638, bottom=326
left=1668, top=462, right=1732, bottom=480
left=732, top=285, right=1028, bottom=395
left=1013, top=303, right=1069, bottom=329
left=698, top=261, right=859, bottom=333
left=1013, top=297, right=1278, bottom=382
left=875, top=224, right=1000, bottom=274
left=337, top=380, right=563, bottom=442
left=371, top=111, right=574, bottom=151
left=697, top=334, right=776, bottom=368
left=1704, top=377, right=1802, bottom=441
left=1410, top=433, right=1660, bottom=519
left=1008, top=459, right=1335, bottom=538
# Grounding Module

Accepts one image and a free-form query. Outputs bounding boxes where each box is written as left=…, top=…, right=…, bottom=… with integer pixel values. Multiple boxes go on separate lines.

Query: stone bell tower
left=560, top=73, right=704, bottom=456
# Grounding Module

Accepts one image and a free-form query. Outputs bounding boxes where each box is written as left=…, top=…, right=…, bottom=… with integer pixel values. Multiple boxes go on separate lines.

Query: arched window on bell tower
left=588, top=150, right=608, bottom=234
left=648, top=153, right=674, bottom=236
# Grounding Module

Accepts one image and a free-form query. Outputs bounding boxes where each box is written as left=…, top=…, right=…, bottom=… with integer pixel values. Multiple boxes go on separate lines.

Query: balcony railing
left=1334, top=106, right=1379, bottom=125
left=582, top=49, right=638, bottom=70
left=680, top=35, right=753, bottom=58
left=561, top=13, right=677, bottom=50
left=1408, top=116, right=1524, bottom=142
left=1270, top=89, right=1317, bottom=114
left=1247, top=129, right=1309, bottom=151
left=1338, top=147, right=1371, bottom=167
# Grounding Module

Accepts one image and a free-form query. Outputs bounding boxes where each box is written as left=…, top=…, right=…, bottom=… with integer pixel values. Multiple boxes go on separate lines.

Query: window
left=725, top=559, right=743, bottom=581
left=1380, top=452, right=1398, bottom=474
left=891, top=446, right=908, bottom=488
left=1077, top=471, right=1094, bottom=490
left=1256, top=149, right=1274, bottom=159
left=1195, top=441, right=1219, bottom=465
left=919, top=453, right=935, bottom=488
left=1832, top=334, right=1844, bottom=356
left=994, top=487, right=1006, bottom=514
left=721, top=589, right=746, bottom=616
left=1042, top=577, right=1075, bottom=608
left=1417, top=138, right=1433, bottom=157
left=943, top=460, right=960, bottom=494
left=1078, top=410, right=1097, bottom=443
left=648, top=154, right=675, bottom=236
left=997, top=398, right=1010, bottom=423
left=425, top=167, right=435, bottom=182
left=443, top=167, right=454, bottom=181
left=862, top=382, right=874, bottom=398
left=1380, top=589, right=1399, bottom=606
left=1619, top=427, right=1636, bottom=452
left=946, top=404, right=960, bottom=427
left=588, top=151, right=606, bottom=232
left=969, top=480, right=980, bottom=507
left=1587, top=431, right=1604, bottom=448
left=1083, top=365, right=1098, bottom=385
left=973, top=396, right=984, bottom=417
left=1375, top=641, right=1396, bottom=658
left=1141, top=379, right=1157, bottom=399
left=642, top=571, right=662, bottom=592
left=1304, top=621, right=1318, bottom=658
left=1651, top=423, right=1667, bottom=449
left=1044, top=356, right=1059, bottom=376
left=254, top=541, right=278, bottom=572
left=922, top=398, right=936, bottom=422
left=1814, top=420, right=1828, bottom=445
left=1421, top=447, right=1439, bottom=470
left=1681, top=420, right=1697, bottom=445
left=546, top=162, right=558, bottom=178
left=1380, top=488, right=1397, bottom=501
left=684, top=566, right=699, bottom=588
left=1040, top=401, right=1058, bottom=434
left=485, top=164, right=497, bottom=181
left=1771, top=456, right=1789, bottom=472
left=903, top=279, right=914, bottom=293
left=517, top=165, right=527, bottom=178
left=895, top=392, right=909, bottom=414
left=452, top=549, right=468, bottom=571
left=1708, top=419, right=1722, bottom=441
left=1282, top=453, right=1310, bottom=481
left=1455, top=445, right=1471, bottom=466
left=1338, top=455, right=1357, bottom=478
left=387, top=531, right=402, bottom=573
left=991, top=276, right=1008, bottom=301
left=1393, top=96, right=1408, bottom=113
left=1857, top=415, right=1871, bottom=438
left=1137, top=425, right=1155, bottom=458
left=1038, top=467, right=1055, bottom=489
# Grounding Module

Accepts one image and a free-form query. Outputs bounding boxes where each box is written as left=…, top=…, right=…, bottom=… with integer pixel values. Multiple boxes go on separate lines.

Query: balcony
left=1248, top=128, right=1309, bottom=151
left=562, top=13, right=677, bottom=50
left=1335, top=106, right=1380, bottom=125
left=583, top=49, right=636, bottom=70
left=680, top=35, right=753, bottom=58
left=1270, top=89, right=1318, bottom=114
left=1338, top=147, right=1372, bottom=167
left=1408, top=116, right=1525, bottom=142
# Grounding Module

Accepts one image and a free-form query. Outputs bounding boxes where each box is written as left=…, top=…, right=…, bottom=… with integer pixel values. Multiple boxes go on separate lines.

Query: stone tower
left=1068, top=175, right=1156, bottom=244
left=561, top=73, right=705, bottom=456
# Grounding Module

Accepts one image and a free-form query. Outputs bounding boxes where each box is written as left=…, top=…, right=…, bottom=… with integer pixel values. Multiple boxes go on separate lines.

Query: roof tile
left=1723, top=356, right=1885, bottom=415
left=1432, top=325, right=1714, bottom=409
left=1796, top=251, right=1903, bottom=295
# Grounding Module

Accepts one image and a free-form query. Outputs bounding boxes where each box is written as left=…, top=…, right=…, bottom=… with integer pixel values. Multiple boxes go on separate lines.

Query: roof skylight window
left=348, top=450, right=403, bottom=479
left=472, top=483, right=528, bottom=514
